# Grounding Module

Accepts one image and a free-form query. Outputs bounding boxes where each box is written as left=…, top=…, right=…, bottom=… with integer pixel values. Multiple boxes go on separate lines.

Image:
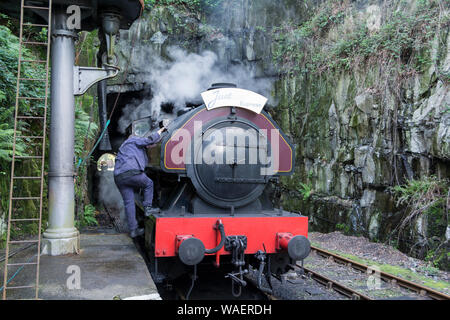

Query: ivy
left=272, top=0, right=445, bottom=76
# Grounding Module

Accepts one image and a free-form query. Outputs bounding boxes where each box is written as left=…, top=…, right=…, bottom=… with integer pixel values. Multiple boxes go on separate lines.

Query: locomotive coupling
left=276, top=233, right=311, bottom=261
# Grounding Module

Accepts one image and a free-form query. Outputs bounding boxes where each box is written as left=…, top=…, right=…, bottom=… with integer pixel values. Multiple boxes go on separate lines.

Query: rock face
left=111, top=0, right=449, bottom=265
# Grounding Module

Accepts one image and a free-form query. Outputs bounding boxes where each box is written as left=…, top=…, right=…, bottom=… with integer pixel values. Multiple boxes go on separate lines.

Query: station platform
left=1, top=232, right=161, bottom=300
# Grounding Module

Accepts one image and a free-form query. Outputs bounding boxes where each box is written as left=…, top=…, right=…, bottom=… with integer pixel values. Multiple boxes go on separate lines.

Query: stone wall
left=269, top=0, right=449, bottom=267
left=111, top=0, right=449, bottom=266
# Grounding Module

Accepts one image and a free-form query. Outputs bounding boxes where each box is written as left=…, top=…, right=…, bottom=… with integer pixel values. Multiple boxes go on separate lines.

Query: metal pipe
left=97, top=79, right=112, bottom=151
left=97, top=27, right=112, bottom=151
left=42, top=8, right=79, bottom=254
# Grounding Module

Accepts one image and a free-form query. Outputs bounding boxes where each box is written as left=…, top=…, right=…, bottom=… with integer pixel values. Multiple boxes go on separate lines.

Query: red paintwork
left=276, top=232, right=294, bottom=251
left=163, top=107, right=293, bottom=173
left=175, top=235, right=193, bottom=253
left=154, top=216, right=308, bottom=258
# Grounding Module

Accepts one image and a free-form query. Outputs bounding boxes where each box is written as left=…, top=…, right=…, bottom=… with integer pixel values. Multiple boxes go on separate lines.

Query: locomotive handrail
left=205, top=222, right=226, bottom=254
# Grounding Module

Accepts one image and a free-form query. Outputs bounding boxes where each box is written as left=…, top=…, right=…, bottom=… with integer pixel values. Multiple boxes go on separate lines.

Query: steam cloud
left=97, top=171, right=128, bottom=232
left=117, top=46, right=275, bottom=133
left=98, top=46, right=275, bottom=228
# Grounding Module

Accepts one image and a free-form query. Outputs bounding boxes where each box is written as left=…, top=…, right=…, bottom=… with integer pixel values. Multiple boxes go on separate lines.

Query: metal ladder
left=2, top=0, right=52, bottom=300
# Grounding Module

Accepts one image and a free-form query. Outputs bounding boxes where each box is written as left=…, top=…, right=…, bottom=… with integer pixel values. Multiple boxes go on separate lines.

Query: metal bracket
left=73, top=65, right=119, bottom=96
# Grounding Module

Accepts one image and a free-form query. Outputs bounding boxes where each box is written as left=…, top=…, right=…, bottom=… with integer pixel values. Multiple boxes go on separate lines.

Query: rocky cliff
left=111, top=0, right=449, bottom=268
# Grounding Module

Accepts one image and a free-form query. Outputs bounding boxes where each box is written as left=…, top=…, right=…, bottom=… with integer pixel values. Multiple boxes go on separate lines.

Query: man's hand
left=157, top=128, right=165, bottom=135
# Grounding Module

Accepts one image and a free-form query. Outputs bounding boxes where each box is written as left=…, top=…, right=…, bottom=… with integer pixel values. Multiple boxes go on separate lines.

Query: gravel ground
left=309, top=231, right=450, bottom=284
left=247, top=267, right=346, bottom=300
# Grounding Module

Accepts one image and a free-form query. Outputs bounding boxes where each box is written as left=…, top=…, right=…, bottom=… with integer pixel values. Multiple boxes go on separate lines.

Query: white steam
left=118, top=46, right=274, bottom=133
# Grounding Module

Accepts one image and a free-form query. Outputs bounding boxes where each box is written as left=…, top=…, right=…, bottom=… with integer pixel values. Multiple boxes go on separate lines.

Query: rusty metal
left=2, top=0, right=52, bottom=301
left=16, top=136, right=45, bottom=139
left=22, top=24, right=48, bottom=28
left=17, top=98, right=45, bottom=101
left=310, top=246, right=450, bottom=301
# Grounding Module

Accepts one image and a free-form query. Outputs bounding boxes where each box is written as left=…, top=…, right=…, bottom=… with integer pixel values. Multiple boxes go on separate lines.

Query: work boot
left=144, top=206, right=161, bottom=217
left=130, top=228, right=144, bottom=238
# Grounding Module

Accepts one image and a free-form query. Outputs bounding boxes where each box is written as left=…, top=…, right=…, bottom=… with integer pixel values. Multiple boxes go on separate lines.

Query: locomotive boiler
left=131, top=83, right=310, bottom=297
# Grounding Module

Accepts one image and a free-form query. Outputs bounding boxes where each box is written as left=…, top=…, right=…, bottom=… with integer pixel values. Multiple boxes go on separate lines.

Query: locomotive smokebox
left=277, top=233, right=311, bottom=261
left=176, top=236, right=206, bottom=266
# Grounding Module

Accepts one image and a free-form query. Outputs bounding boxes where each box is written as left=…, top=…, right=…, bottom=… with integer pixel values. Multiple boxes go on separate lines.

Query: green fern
left=76, top=204, right=99, bottom=228
left=298, top=182, right=313, bottom=200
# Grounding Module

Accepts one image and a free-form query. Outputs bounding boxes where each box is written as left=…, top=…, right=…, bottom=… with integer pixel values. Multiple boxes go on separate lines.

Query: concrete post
left=42, top=8, right=80, bottom=255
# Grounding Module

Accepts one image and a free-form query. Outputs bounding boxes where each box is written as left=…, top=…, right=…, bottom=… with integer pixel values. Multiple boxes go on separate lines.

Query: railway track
left=298, top=265, right=372, bottom=300
left=138, top=238, right=448, bottom=301
left=304, top=246, right=450, bottom=300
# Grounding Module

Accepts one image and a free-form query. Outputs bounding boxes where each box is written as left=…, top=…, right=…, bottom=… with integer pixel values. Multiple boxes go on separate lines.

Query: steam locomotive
left=129, top=83, right=311, bottom=296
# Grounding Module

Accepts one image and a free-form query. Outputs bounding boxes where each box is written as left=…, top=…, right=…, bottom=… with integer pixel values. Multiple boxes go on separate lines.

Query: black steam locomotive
left=128, top=84, right=310, bottom=297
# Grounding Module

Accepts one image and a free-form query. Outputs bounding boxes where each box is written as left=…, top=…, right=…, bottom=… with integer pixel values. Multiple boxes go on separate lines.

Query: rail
left=309, top=246, right=450, bottom=300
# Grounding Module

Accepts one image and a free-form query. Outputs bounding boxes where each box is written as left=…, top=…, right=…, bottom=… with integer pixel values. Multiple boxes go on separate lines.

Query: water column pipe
left=97, top=10, right=122, bottom=151
left=42, top=6, right=80, bottom=255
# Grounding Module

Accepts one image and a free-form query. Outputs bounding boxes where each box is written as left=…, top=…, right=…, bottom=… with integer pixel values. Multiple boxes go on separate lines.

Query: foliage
left=73, top=31, right=101, bottom=226
left=0, top=25, right=46, bottom=126
left=75, top=98, right=98, bottom=159
left=0, top=231, right=6, bottom=249
left=75, top=204, right=99, bottom=228
left=272, top=0, right=446, bottom=76
left=391, top=176, right=448, bottom=230
left=336, top=223, right=350, bottom=234
left=0, top=124, right=26, bottom=162
left=390, top=176, right=449, bottom=269
left=298, top=182, right=313, bottom=200
left=0, top=22, right=100, bottom=245
left=0, top=23, right=48, bottom=246
left=144, top=0, right=223, bottom=13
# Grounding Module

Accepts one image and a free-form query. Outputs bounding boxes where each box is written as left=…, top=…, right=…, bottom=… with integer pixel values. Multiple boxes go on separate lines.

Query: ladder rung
left=8, top=240, right=39, bottom=244
left=18, top=97, right=45, bottom=100
left=19, top=78, right=47, bottom=81
left=11, top=197, right=40, bottom=200
left=7, top=262, right=38, bottom=266
left=5, top=285, right=35, bottom=290
left=23, top=5, right=49, bottom=10
left=13, top=177, right=42, bottom=180
left=16, top=136, right=44, bottom=139
left=15, top=156, right=43, bottom=159
left=21, top=59, right=47, bottom=63
left=22, top=41, right=47, bottom=46
left=17, top=116, right=45, bottom=120
left=10, top=218, right=40, bottom=222
left=23, top=23, right=48, bottom=28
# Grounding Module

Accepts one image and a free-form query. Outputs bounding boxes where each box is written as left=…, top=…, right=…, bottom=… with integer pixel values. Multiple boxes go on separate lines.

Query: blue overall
left=114, top=133, right=161, bottom=231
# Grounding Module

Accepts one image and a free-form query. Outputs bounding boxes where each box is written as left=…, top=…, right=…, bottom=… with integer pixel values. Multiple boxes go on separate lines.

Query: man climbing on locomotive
left=114, top=125, right=166, bottom=238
